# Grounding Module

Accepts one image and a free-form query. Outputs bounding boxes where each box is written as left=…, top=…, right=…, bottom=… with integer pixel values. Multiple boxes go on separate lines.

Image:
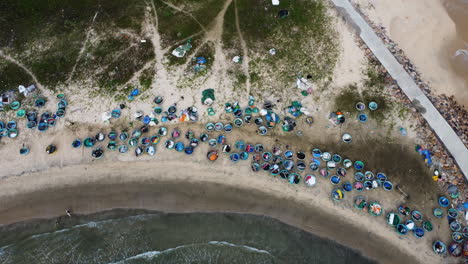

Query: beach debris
left=269, top=48, right=276, bottom=55
left=272, top=0, right=279, bottom=5
left=201, top=89, right=215, bottom=105
left=128, top=88, right=140, bottom=101
left=415, top=145, right=432, bottom=165
left=296, top=77, right=312, bottom=93
left=102, top=111, right=112, bottom=121
left=18, top=84, right=36, bottom=97
left=278, top=9, right=289, bottom=19
left=171, top=40, right=192, bottom=58
left=232, top=55, right=242, bottom=63
left=399, top=127, right=407, bottom=136
left=179, top=106, right=198, bottom=122
left=193, top=56, right=207, bottom=72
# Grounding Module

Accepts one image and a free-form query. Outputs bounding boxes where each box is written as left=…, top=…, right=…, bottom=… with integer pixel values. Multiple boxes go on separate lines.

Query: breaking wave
left=108, top=241, right=272, bottom=263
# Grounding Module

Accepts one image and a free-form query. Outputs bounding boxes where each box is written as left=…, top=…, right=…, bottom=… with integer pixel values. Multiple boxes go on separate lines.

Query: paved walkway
left=331, top=0, right=468, bottom=180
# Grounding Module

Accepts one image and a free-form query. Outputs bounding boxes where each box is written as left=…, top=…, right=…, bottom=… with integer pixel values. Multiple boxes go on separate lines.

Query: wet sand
left=0, top=163, right=424, bottom=264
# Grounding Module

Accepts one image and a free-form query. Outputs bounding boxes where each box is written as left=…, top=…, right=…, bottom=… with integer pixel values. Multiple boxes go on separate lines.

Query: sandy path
left=234, top=0, right=251, bottom=95
left=67, top=11, right=100, bottom=83
left=148, top=1, right=174, bottom=92
left=161, top=1, right=207, bottom=33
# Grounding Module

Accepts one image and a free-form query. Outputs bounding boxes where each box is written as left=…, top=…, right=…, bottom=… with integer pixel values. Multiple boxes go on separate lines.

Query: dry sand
left=354, top=0, right=468, bottom=108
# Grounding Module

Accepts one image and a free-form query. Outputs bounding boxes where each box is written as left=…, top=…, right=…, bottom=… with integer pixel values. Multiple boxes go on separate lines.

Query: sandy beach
left=354, top=0, right=468, bottom=108
left=0, top=120, right=455, bottom=264
left=0, top=0, right=465, bottom=263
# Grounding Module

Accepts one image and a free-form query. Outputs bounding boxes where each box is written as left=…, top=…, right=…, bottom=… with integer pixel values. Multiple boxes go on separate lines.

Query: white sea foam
left=107, top=241, right=272, bottom=263
left=208, top=241, right=272, bottom=255
left=28, top=213, right=159, bottom=240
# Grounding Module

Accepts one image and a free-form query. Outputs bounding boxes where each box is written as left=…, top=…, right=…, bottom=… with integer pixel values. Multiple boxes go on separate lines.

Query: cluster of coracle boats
left=21, top=93, right=465, bottom=258
left=1, top=95, right=68, bottom=144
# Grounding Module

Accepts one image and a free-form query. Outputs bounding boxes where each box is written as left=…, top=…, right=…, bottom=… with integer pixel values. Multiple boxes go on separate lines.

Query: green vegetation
left=153, top=0, right=202, bottom=48
left=221, top=1, right=239, bottom=50
left=223, top=0, right=339, bottom=94
left=334, top=84, right=361, bottom=113
left=153, top=0, right=225, bottom=47
left=192, top=42, right=215, bottom=73
left=139, top=67, right=155, bottom=91
left=0, top=61, right=33, bottom=94
left=96, top=42, right=154, bottom=94
left=0, top=0, right=149, bottom=88
left=364, top=62, right=387, bottom=90
left=334, top=80, right=393, bottom=124
left=166, top=37, right=203, bottom=67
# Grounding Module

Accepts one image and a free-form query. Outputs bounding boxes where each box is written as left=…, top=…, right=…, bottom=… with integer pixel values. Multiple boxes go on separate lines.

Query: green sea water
left=0, top=211, right=376, bottom=264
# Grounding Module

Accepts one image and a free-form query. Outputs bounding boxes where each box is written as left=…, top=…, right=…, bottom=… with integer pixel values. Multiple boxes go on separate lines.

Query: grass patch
left=334, top=83, right=393, bottom=123
left=139, top=67, right=155, bottom=91
left=96, top=42, right=155, bottom=94
left=0, top=61, right=33, bottom=94
left=1, top=0, right=148, bottom=88
left=364, top=64, right=387, bottom=90
left=186, top=42, right=215, bottom=75
left=221, top=1, right=238, bottom=48
left=153, top=0, right=203, bottom=48
left=334, top=84, right=361, bottom=113
left=166, top=37, right=202, bottom=67
left=230, top=0, right=339, bottom=91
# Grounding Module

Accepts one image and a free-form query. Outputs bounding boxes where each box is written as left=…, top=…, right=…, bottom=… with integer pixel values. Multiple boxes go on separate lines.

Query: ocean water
left=0, top=211, right=375, bottom=264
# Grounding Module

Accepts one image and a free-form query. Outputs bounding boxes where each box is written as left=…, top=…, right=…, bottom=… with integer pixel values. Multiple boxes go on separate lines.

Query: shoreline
left=0, top=159, right=447, bottom=264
